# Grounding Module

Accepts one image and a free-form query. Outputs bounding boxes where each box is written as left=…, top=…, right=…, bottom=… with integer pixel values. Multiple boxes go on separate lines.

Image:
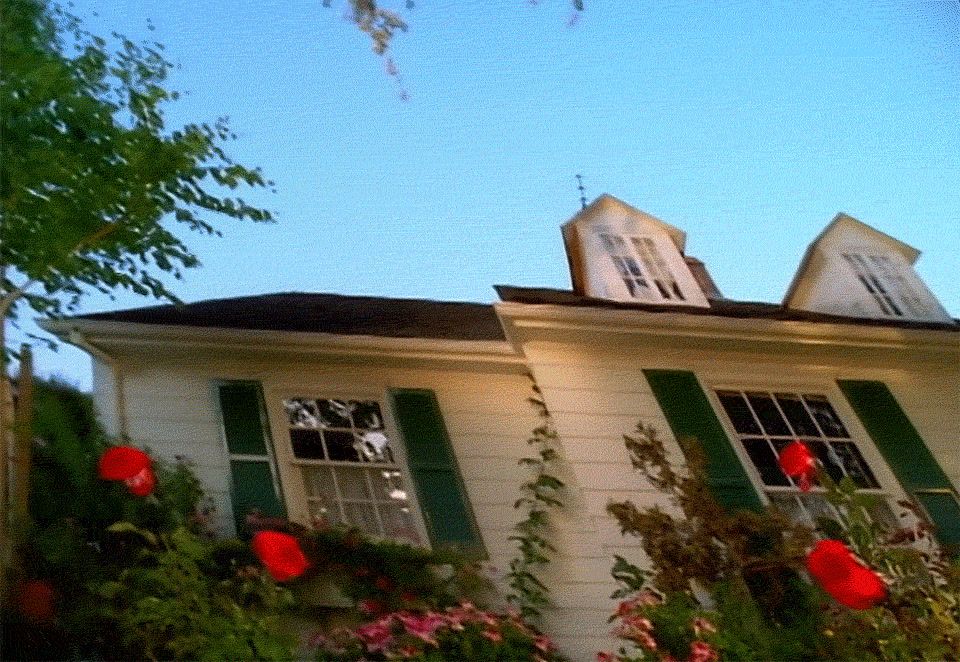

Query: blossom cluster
left=312, top=602, right=559, bottom=661
left=598, top=591, right=719, bottom=662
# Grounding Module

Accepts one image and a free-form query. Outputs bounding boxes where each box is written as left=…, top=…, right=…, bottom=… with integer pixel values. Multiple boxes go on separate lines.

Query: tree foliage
left=0, top=0, right=273, bottom=328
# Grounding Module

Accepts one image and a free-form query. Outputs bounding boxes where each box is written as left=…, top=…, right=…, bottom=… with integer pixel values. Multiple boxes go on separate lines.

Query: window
left=282, top=397, right=422, bottom=544
left=598, top=233, right=685, bottom=301
left=842, top=252, right=928, bottom=318
left=715, top=389, right=894, bottom=529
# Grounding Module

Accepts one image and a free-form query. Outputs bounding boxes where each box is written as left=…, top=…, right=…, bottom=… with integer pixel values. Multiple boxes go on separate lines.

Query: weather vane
left=575, top=174, right=587, bottom=210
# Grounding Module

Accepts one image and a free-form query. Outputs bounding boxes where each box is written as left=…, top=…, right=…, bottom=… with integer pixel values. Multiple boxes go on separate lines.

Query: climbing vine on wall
left=506, top=379, right=566, bottom=619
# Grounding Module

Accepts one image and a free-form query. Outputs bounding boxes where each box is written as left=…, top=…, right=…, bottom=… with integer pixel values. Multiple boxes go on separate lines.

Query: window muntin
left=282, top=397, right=421, bottom=544
left=716, top=390, right=887, bottom=529
left=598, top=233, right=685, bottom=301
left=631, top=237, right=685, bottom=300
left=842, top=252, right=928, bottom=318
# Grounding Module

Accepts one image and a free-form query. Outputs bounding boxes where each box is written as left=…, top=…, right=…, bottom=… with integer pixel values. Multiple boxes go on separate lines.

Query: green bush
left=601, top=422, right=960, bottom=662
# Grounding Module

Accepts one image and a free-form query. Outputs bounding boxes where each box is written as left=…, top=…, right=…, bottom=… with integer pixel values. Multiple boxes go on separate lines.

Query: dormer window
left=599, top=232, right=686, bottom=302
left=841, top=253, right=928, bottom=318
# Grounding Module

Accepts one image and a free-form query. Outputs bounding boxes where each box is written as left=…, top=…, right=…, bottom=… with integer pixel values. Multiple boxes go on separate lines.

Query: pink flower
left=689, top=640, right=719, bottom=662
left=358, top=598, right=384, bottom=615
left=597, top=653, right=619, bottom=662
left=534, top=634, right=554, bottom=652
left=397, top=612, right=446, bottom=645
left=482, top=628, right=503, bottom=643
left=692, top=617, right=717, bottom=636
left=356, top=621, right=394, bottom=652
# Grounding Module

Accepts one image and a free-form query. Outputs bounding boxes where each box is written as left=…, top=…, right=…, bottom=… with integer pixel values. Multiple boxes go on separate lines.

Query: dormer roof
left=783, top=212, right=921, bottom=310
left=562, top=194, right=688, bottom=252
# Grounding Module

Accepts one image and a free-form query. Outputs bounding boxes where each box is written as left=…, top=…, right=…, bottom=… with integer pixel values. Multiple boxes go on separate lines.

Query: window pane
left=317, top=399, right=352, bottom=428
left=831, top=442, right=881, bottom=489
left=290, top=428, right=325, bottom=459
left=746, top=393, right=790, bottom=436
left=769, top=493, right=804, bottom=521
left=352, top=401, right=384, bottom=430
left=308, top=499, right=343, bottom=526
left=799, top=493, right=839, bottom=530
left=325, top=430, right=361, bottom=462
left=302, top=466, right=338, bottom=505
left=372, top=468, right=406, bottom=501
left=285, top=398, right=321, bottom=428
left=718, top=391, right=762, bottom=434
left=804, top=395, right=849, bottom=437
left=379, top=503, right=421, bottom=544
left=336, top=466, right=372, bottom=500
left=743, top=437, right=790, bottom=486
left=805, top=440, right=845, bottom=484
left=775, top=394, right=821, bottom=437
left=356, top=430, right=393, bottom=463
left=344, top=502, right=381, bottom=536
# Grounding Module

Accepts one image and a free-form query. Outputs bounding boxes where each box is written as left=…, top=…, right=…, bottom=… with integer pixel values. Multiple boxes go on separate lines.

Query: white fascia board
left=41, top=318, right=526, bottom=367
left=494, top=302, right=960, bottom=354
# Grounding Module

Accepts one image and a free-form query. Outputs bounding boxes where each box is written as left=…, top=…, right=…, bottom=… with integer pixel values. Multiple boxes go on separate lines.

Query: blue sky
left=14, top=0, right=960, bottom=390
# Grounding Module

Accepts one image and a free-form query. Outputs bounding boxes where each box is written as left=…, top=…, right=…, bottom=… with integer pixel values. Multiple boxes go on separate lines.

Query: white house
left=44, top=195, right=960, bottom=660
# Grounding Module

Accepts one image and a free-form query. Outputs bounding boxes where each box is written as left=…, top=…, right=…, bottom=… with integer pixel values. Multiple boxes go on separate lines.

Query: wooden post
left=12, top=345, right=34, bottom=526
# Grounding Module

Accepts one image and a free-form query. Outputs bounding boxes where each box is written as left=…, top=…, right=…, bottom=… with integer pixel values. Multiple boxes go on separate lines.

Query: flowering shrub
left=602, top=425, right=960, bottom=662
left=312, top=602, right=565, bottom=661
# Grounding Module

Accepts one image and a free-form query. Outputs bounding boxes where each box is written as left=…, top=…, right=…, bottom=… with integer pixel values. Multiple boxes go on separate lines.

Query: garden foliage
left=602, top=422, right=960, bottom=662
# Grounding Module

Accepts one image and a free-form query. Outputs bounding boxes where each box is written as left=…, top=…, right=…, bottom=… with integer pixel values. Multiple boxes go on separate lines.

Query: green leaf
left=106, top=520, right=158, bottom=545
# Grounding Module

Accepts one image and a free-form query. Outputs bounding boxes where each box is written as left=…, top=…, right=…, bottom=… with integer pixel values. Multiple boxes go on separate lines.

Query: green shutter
left=217, top=382, right=286, bottom=533
left=644, top=370, right=763, bottom=512
left=390, top=388, right=486, bottom=557
left=838, top=380, right=960, bottom=548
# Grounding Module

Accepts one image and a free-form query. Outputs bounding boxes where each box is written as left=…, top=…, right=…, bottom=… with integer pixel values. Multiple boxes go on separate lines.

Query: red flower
left=251, top=531, right=310, bottom=582
left=778, top=440, right=816, bottom=492
left=125, top=466, right=156, bottom=497
left=98, top=446, right=151, bottom=480
left=806, top=539, right=886, bottom=610
left=17, top=579, right=55, bottom=623
left=98, top=446, right=156, bottom=496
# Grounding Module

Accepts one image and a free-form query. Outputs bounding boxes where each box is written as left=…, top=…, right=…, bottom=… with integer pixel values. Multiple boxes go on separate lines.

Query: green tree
left=0, top=0, right=273, bottom=595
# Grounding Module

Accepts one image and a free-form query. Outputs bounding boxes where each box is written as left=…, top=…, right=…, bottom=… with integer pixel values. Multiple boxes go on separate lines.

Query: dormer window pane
left=631, top=237, right=686, bottom=301
left=842, top=253, right=903, bottom=317
left=600, top=233, right=652, bottom=298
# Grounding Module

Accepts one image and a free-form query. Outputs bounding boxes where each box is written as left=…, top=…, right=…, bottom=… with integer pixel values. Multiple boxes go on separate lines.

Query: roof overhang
left=495, top=300, right=960, bottom=358
left=41, top=318, right=526, bottom=371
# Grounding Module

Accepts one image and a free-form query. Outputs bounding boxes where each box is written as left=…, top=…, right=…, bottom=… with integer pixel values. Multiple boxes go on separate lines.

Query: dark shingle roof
left=78, top=292, right=506, bottom=341
left=495, top=286, right=960, bottom=332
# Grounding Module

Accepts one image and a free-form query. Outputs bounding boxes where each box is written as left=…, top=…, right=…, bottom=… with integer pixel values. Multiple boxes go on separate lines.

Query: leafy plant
left=602, top=421, right=960, bottom=662
left=506, top=379, right=566, bottom=619
left=94, top=522, right=295, bottom=662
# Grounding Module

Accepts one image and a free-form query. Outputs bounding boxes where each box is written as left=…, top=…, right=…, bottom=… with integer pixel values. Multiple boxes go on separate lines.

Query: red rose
left=18, top=579, right=55, bottom=623
left=806, top=539, right=886, bottom=610
left=778, top=441, right=816, bottom=492
left=252, top=531, right=310, bottom=582
left=124, top=466, right=157, bottom=497
left=98, top=446, right=151, bottom=481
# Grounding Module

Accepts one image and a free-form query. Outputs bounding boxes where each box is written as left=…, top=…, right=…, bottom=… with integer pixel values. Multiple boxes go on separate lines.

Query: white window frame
left=597, top=232, right=687, bottom=302
left=264, top=387, right=431, bottom=547
left=706, top=379, right=910, bottom=531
